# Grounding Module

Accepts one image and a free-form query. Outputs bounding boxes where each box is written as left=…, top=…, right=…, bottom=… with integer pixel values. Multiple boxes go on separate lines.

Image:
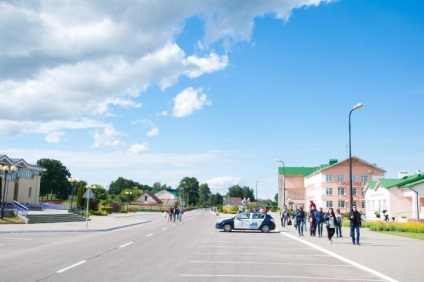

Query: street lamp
left=67, top=177, right=81, bottom=210
left=274, top=159, right=286, bottom=209
left=124, top=190, right=133, bottom=212
left=349, top=103, right=363, bottom=210
left=255, top=180, right=260, bottom=208
left=0, top=165, right=18, bottom=219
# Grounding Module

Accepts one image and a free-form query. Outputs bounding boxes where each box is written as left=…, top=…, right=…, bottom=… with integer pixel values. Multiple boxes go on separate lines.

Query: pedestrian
left=309, top=206, right=317, bottom=236
left=296, top=207, right=305, bottom=236
left=179, top=206, right=184, bottom=222
left=348, top=205, right=362, bottom=245
left=335, top=208, right=343, bottom=238
left=293, top=208, right=298, bottom=230
left=309, top=200, right=316, bottom=213
left=281, top=205, right=289, bottom=230
left=315, top=207, right=324, bottom=237
left=175, top=207, right=180, bottom=222
left=324, top=208, right=336, bottom=243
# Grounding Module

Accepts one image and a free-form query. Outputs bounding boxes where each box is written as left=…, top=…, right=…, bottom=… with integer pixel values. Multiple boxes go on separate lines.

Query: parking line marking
left=57, top=261, right=86, bottom=273
left=280, top=232, right=398, bottom=282
left=146, top=233, right=154, bottom=237
left=181, top=274, right=384, bottom=281
left=119, top=242, right=133, bottom=248
left=190, top=261, right=352, bottom=267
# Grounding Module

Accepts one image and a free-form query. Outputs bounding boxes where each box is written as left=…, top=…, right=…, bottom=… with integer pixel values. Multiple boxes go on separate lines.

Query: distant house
left=133, top=191, right=163, bottom=206
left=225, top=197, right=243, bottom=206
left=0, top=154, right=45, bottom=205
left=154, top=189, right=179, bottom=207
left=364, top=171, right=424, bottom=221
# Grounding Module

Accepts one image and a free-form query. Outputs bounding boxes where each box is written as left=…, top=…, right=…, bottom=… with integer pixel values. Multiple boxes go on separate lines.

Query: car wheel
left=223, top=223, right=232, bottom=232
left=261, top=225, right=270, bottom=233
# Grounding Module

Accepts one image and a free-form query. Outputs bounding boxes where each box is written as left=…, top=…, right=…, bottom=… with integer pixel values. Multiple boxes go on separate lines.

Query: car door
left=249, top=213, right=265, bottom=230
left=234, top=213, right=250, bottom=229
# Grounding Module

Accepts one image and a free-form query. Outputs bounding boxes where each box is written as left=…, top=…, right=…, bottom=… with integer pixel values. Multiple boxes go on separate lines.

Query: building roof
left=366, top=181, right=377, bottom=190
left=136, top=191, right=163, bottom=204
left=0, top=154, right=46, bottom=172
left=398, top=174, right=424, bottom=189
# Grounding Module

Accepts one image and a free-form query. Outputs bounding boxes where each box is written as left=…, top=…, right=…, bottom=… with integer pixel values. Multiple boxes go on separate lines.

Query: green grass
left=378, top=231, right=424, bottom=240
left=0, top=217, right=25, bottom=224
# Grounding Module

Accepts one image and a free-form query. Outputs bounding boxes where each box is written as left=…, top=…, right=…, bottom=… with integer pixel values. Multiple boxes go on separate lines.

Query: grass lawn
left=379, top=231, right=424, bottom=241
left=0, top=217, right=25, bottom=224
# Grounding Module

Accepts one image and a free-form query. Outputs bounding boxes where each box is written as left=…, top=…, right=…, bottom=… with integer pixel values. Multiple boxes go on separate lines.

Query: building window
left=326, top=201, right=333, bottom=208
left=353, top=201, right=357, bottom=207
left=28, top=187, right=32, bottom=198
left=361, top=175, right=368, bottom=184
left=326, top=175, right=333, bottom=182
left=326, top=188, right=333, bottom=195
left=352, top=175, right=356, bottom=182
left=338, top=200, right=345, bottom=208
left=337, top=175, right=345, bottom=183
left=338, top=188, right=345, bottom=196
left=361, top=201, right=366, bottom=209
left=145, top=196, right=147, bottom=201
left=352, top=188, right=357, bottom=196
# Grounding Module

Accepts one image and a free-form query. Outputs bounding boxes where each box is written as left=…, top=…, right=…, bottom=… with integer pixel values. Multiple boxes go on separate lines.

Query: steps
left=26, top=213, right=86, bottom=224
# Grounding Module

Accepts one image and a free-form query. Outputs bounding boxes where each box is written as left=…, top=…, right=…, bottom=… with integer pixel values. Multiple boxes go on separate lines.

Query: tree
left=228, top=185, right=243, bottom=198
left=198, top=183, right=211, bottom=206
left=37, top=159, right=71, bottom=200
left=209, top=193, right=223, bottom=206
left=242, top=186, right=255, bottom=202
left=76, top=181, right=87, bottom=208
left=152, top=182, right=169, bottom=193
left=109, top=177, right=145, bottom=195
left=178, top=177, right=199, bottom=206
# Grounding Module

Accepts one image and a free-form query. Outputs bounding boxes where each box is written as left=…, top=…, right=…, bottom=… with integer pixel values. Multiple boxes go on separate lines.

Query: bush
left=367, top=221, right=424, bottom=233
left=111, top=202, right=121, bottom=213
left=101, top=207, right=114, bottom=214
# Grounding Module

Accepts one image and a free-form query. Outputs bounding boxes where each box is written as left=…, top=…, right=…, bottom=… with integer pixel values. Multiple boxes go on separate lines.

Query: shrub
left=101, top=207, right=114, bottom=214
left=111, top=202, right=121, bottom=213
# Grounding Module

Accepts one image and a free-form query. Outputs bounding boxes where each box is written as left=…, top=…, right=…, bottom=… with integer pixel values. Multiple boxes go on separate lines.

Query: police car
left=215, top=212, right=276, bottom=233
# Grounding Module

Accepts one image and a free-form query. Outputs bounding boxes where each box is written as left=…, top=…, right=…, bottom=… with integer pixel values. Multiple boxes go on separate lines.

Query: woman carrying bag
left=324, top=208, right=336, bottom=243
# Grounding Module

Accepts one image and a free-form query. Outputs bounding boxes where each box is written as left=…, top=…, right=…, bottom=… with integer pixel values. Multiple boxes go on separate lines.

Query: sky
left=1, top=0, right=423, bottom=199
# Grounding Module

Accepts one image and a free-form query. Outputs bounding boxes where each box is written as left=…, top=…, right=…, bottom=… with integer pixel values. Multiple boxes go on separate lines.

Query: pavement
left=0, top=211, right=153, bottom=233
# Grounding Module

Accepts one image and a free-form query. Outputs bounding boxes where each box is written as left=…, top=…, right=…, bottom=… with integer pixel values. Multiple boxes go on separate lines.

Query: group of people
left=165, top=206, right=184, bottom=222
left=280, top=200, right=363, bottom=245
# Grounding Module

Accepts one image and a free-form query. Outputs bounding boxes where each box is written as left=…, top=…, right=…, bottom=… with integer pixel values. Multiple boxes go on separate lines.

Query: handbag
left=288, top=219, right=292, bottom=226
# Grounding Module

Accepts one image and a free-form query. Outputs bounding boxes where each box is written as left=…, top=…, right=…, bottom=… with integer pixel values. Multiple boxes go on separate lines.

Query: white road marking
left=172, top=224, right=176, bottom=227
left=199, top=245, right=309, bottom=249
left=57, top=260, right=86, bottom=273
left=181, top=274, right=384, bottom=281
left=196, top=252, right=328, bottom=257
left=190, top=260, right=352, bottom=267
left=0, top=237, right=32, bottom=240
left=119, top=242, right=133, bottom=248
left=162, top=227, right=168, bottom=230
left=280, top=232, right=398, bottom=282
left=146, top=233, right=154, bottom=237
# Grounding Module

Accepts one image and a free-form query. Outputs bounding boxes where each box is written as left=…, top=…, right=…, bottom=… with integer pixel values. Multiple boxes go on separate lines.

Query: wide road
left=0, top=210, right=398, bottom=281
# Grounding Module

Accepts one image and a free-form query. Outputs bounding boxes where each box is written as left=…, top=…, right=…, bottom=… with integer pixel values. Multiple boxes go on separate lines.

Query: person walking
left=315, top=207, right=324, bottom=237
left=335, top=208, right=343, bottom=238
left=348, top=205, right=362, bottom=245
left=324, top=208, right=336, bottom=243
left=309, top=206, right=317, bottom=236
left=296, top=207, right=305, bottom=236
left=281, top=205, right=290, bottom=230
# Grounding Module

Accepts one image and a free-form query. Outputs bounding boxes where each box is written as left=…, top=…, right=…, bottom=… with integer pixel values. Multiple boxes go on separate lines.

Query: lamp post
left=67, top=177, right=80, bottom=210
left=124, top=190, right=133, bottom=212
left=0, top=165, right=18, bottom=219
left=349, top=103, right=363, bottom=210
left=255, top=180, right=260, bottom=208
left=274, top=159, right=286, bottom=209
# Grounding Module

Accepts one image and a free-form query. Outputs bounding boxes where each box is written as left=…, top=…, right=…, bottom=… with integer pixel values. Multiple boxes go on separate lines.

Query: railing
left=40, top=202, right=70, bottom=210
left=395, top=211, right=413, bottom=219
left=13, top=201, right=29, bottom=217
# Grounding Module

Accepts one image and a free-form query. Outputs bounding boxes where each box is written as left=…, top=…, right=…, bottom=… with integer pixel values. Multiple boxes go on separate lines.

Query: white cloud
left=92, top=125, right=123, bottom=148
left=147, top=127, right=159, bottom=137
left=173, top=87, right=212, bottom=117
left=45, top=131, right=65, bottom=143
left=129, top=143, right=149, bottom=154
left=156, top=111, right=168, bottom=117
left=204, top=176, right=241, bottom=189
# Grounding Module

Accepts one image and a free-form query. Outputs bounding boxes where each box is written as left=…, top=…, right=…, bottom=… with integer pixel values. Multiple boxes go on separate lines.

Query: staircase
left=26, top=212, right=86, bottom=224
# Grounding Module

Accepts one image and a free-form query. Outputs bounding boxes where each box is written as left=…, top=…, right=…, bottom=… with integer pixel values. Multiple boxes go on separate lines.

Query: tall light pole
left=0, top=165, right=18, bottom=219
left=274, top=159, right=286, bottom=209
left=67, top=177, right=80, bottom=210
left=255, top=180, right=260, bottom=208
left=349, top=103, right=363, bottom=210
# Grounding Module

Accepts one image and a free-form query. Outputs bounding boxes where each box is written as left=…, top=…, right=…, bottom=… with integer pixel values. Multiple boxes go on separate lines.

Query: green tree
left=76, top=181, right=87, bottom=208
left=37, top=159, right=71, bottom=200
left=178, top=177, right=199, bottom=206
left=109, top=177, right=146, bottom=195
left=198, top=183, right=211, bottom=206
left=152, top=182, right=168, bottom=193
left=209, top=193, right=223, bottom=206
left=241, top=186, right=255, bottom=202
left=228, top=185, right=243, bottom=198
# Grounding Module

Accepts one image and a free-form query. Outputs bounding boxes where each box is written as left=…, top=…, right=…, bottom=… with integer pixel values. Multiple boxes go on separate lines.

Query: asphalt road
left=0, top=210, right=421, bottom=281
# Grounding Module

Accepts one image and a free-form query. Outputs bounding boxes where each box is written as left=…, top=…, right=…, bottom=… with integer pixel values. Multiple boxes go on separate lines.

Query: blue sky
left=1, top=0, right=423, bottom=199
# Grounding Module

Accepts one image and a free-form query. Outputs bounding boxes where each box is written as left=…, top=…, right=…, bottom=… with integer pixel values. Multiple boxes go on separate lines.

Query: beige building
left=1, top=154, right=45, bottom=205
left=277, top=157, right=386, bottom=212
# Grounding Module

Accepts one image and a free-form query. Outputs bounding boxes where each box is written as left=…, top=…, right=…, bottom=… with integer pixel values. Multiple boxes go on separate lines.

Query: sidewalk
left=280, top=225, right=424, bottom=282
left=0, top=212, right=153, bottom=233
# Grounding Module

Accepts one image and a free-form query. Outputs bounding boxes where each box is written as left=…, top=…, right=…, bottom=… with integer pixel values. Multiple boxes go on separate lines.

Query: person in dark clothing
left=315, top=207, right=324, bottom=237
left=324, top=208, right=336, bottom=243
left=348, top=205, right=362, bottom=245
left=296, top=207, right=305, bottom=236
left=309, top=206, right=317, bottom=236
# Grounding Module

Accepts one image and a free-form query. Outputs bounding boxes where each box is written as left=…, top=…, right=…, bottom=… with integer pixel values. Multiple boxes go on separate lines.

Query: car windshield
left=237, top=213, right=250, bottom=219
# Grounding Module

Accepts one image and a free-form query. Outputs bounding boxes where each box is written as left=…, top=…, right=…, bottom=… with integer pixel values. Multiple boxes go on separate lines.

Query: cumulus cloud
left=129, top=143, right=149, bottom=154
left=45, top=131, right=65, bottom=143
left=92, top=125, right=123, bottom=148
left=173, top=87, right=212, bottom=117
left=204, top=176, right=241, bottom=189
